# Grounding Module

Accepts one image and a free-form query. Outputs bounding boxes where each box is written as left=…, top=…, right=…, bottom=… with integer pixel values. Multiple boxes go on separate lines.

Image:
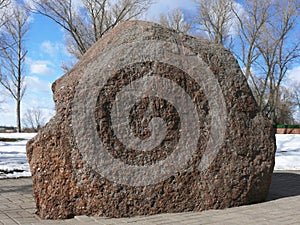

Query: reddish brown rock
left=26, top=20, right=276, bottom=219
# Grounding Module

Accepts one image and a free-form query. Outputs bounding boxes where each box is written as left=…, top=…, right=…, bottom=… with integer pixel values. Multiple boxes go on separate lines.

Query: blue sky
left=1, top=13, right=63, bottom=126
left=0, top=0, right=199, bottom=126
left=0, top=0, right=299, bottom=126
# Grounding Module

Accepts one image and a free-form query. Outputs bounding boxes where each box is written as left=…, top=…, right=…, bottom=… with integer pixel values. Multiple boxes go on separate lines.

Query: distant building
left=0, top=126, right=17, bottom=133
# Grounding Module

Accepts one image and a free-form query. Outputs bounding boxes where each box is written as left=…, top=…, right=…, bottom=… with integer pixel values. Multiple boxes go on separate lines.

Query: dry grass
left=0, top=137, right=25, bottom=142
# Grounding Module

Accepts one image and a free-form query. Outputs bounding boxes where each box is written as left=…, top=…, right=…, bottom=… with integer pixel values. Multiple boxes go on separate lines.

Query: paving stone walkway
left=0, top=171, right=299, bottom=225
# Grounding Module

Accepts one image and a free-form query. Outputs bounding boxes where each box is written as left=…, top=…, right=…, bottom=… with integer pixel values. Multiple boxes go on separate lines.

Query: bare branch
left=254, top=0, right=300, bottom=123
left=22, top=108, right=46, bottom=132
left=0, top=0, right=10, bottom=10
left=194, top=0, right=235, bottom=46
left=158, top=8, right=193, bottom=34
left=27, top=0, right=154, bottom=60
left=0, top=0, right=11, bottom=29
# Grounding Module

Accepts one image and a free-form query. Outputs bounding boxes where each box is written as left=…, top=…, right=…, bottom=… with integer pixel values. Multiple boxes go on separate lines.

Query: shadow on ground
left=0, top=178, right=33, bottom=195
left=267, top=172, right=300, bottom=201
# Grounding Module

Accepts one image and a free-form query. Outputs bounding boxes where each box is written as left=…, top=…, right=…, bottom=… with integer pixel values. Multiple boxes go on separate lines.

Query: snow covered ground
left=274, top=134, right=300, bottom=170
left=0, top=133, right=36, bottom=179
left=0, top=133, right=299, bottom=179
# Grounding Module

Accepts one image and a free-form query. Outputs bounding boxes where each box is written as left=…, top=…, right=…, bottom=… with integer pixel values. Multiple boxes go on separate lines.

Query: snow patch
left=275, top=134, right=300, bottom=170
left=0, top=133, right=36, bottom=179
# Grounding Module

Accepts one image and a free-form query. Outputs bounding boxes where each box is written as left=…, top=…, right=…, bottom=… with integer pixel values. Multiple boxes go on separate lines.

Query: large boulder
left=26, top=20, right=276, bottom=219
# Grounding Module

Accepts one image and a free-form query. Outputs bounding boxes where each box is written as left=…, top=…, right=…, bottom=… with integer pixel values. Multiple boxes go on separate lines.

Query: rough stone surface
left=26, top=20, right=276, bottom=220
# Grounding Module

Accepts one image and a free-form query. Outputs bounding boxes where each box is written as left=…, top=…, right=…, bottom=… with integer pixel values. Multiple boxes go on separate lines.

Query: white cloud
left=287, top=65, right=300, bottom=84
left=0, top=91, right=16, bottom=126
left=40, top=40, right=70, bottom=59
left=41, top=41, right=60, bottom=58
left=25, top=0, right=83, bottom=12
left=24, top=76, right=52, bottom=94
left=31, top=63, right=53, bottom=75
left=144, top=0, right=197, bottom=21
left=27, top=59, right=55, bottom=76
left=0, top=85, right=14, bottom=126
left=0, top=97, right=55, bottom=127
left=0, top=77, right=54, bottom=126
left=22, top=93, right=55, bottom=125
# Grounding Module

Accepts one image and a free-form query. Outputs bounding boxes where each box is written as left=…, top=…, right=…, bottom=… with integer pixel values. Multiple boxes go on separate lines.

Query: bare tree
left=193, top=0, right=300, bottom=124
left=159, top=8, right=192, bottom=34
left=251, top=0, right=300, bottom=123
left=296, top=85, right=300, bottom=109
left=232, top=0, right=272, bottom=80
left=22, top=108, right=45, bottom=131
left=194, top=0, right=235, bottom=46
left=292, top=82, right=300, bottom=123
left=0, top=2, right=30, bottom=132
left=275, top=86, right=296, bottom=124
left=231, top=0, right=272, bottom=116
left=27, top=0, right=154, bottom=60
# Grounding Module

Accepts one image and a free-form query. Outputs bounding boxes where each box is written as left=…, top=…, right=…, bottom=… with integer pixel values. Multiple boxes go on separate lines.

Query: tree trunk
left=16, top=99, right=21, bottom=133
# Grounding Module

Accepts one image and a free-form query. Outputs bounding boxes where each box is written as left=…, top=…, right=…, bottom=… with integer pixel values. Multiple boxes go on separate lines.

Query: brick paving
left=0, top=171, right=299, bottom=225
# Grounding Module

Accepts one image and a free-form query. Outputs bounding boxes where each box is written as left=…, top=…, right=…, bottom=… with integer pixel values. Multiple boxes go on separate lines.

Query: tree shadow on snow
left=267, top=171, right=300, bottom=201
